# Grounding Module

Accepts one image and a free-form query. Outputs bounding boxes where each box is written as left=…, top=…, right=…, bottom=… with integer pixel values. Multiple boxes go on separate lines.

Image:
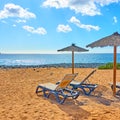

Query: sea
left=0, top=53, right=120, bottom=68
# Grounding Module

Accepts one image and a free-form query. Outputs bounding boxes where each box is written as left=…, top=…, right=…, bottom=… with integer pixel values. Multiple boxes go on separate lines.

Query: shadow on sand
left=57, top=99, right=91, bottom=120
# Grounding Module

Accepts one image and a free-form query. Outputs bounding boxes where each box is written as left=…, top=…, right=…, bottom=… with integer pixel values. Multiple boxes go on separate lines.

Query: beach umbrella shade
left=86, top=32, right=120, bottom=96
left=57, top=44, right=88, bottom=74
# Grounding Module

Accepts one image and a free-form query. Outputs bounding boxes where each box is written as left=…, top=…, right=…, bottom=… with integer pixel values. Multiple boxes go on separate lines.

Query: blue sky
left=1, top=0, right=120, bottom=53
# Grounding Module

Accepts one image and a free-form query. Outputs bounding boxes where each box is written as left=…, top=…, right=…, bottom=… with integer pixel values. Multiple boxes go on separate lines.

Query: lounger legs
left=36, top=86, right=68, bottom=104
left=36, top=86, right=48, bottom=97
left=81, top=87, right=96, bottom=95
left=72, top=86, right=96, bottom=96
left=48, top=91, right=67, bottom=104
left=36, top=86, right=80, bottom=104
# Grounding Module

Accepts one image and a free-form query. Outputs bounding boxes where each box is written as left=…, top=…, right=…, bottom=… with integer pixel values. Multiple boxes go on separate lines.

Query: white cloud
left=57, top=24, right=72, bottom=33
left=95, top=0, right=120, bottom=6
left=1, top=20, right=7, bottom=24
left=13, top=24, right=16, bottom=27
left=23, top=25, right=47, bottom=35
left=113, top=16, right=117, bottom=24
left=69, top=0, right=101, bottom=16
left=16, top=19, right=26, bottom=23
left=42, top=0, right=120, bottom=16
left=69, top=16, right=100, bottom=31
left=42, top=0, right=100, bottom=16
left=0, top=3, right=36, bottom=19
left=42, top=0, right=68, bottom=8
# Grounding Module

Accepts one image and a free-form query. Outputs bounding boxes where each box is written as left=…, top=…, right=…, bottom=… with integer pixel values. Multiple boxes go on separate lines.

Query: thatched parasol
left=86, top=32, right=120, bottom=96
left=57, top=44, right=88, bottom=74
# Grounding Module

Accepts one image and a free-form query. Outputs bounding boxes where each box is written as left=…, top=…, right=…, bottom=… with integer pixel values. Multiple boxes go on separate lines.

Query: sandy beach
left=0, top=67, right=120, bottom=120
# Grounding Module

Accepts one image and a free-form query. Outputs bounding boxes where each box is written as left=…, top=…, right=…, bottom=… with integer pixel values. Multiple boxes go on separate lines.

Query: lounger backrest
left=80, top=69, right=96, bottom=84
left=56, top=73, right=78, bottom=90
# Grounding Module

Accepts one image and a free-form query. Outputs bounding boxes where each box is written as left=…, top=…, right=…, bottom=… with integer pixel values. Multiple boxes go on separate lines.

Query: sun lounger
left=36, top=73, right=80, bottom=104
left=109, top=82, right=120, bottom=96
left=110, top=82, right=120, bottom=89
left=70, top=69, right=98, bottom=95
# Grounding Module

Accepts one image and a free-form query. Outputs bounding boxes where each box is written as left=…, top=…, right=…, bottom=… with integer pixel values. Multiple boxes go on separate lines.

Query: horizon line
left=0, top=52, right=119, bottom=54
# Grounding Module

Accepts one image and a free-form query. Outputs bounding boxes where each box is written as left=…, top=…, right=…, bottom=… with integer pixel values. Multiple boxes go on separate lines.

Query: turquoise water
left=0, top=53, right=119, bottom=66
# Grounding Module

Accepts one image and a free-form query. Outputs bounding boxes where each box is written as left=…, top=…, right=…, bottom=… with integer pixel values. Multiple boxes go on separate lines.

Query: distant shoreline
left=0, top=63, right=105, bottom=69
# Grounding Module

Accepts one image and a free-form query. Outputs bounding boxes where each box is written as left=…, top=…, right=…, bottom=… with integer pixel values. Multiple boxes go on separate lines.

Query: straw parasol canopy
left=86, top=32, right=120, bottom=96
left=57, top=44, right=88, bottom=74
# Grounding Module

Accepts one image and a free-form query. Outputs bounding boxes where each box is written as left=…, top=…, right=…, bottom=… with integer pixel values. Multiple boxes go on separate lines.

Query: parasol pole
left=113, top=46, right=117, bottom=96
left=72, top=50, right=74, bottom=74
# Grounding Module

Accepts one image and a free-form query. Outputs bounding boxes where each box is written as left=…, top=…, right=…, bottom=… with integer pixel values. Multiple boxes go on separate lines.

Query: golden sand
left=0, top=67, right=120, bottom=120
